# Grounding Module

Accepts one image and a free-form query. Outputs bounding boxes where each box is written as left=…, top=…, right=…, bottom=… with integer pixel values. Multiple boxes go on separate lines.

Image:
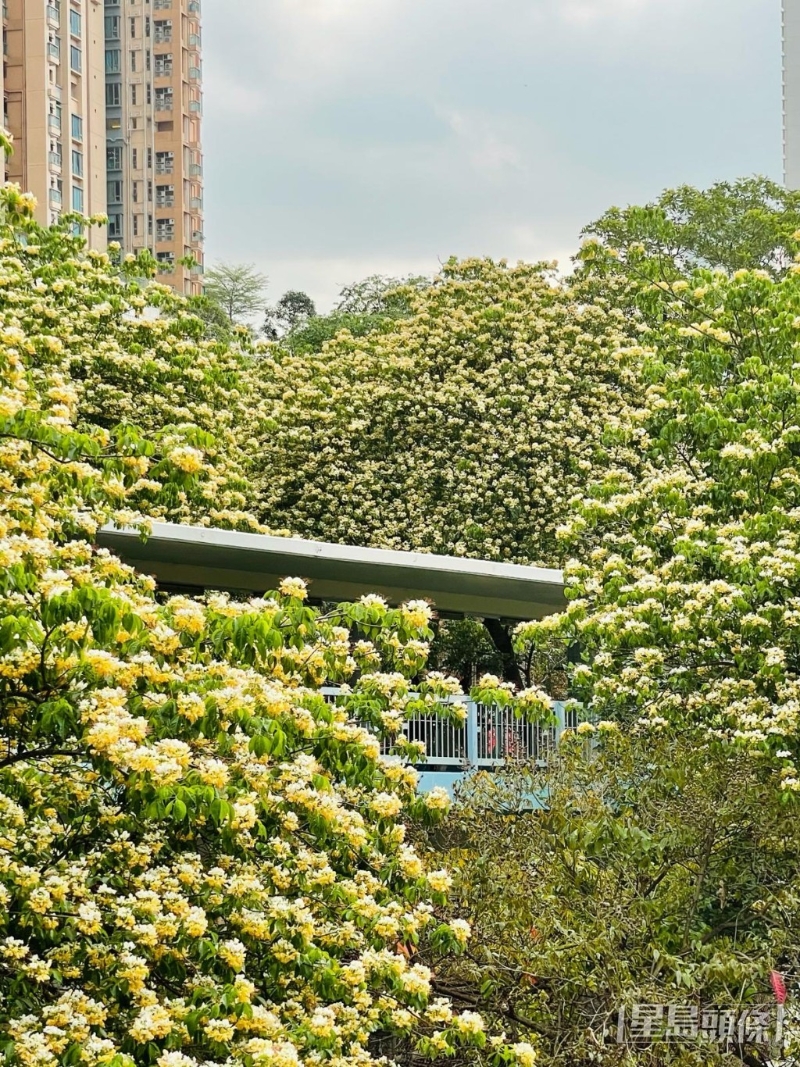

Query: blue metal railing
left=321, top=688, right=576, bottom=775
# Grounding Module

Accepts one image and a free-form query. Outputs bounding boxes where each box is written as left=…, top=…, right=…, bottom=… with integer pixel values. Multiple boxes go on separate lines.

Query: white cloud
left=554, top=0, right=650, bottom=25
left=437, top=108, right=525, bottom=180
left=202, top=0, right=779, bottom=304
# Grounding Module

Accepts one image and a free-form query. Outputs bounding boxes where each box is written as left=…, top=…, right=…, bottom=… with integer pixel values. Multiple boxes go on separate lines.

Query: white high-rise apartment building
left=784, top=0, right=800, bottom=187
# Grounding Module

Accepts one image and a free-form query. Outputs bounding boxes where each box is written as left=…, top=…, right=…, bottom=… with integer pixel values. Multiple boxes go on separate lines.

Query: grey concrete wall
left=784, top=0, right=800, bottom=187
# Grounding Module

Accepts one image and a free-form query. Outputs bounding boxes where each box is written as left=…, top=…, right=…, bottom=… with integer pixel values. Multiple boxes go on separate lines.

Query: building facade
left=785, top=0, right=800, bottom=188
left=3, top=0, right=107, bottom=246
left=103, top=0, right=204, bottom=295
left=0, top=0, right=203, bottom=289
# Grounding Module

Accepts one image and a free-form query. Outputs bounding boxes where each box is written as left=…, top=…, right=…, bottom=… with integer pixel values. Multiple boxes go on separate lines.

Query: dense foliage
left=582, top=177, right=800, bottom=280
left=436, top=728, right=799, bottom=1066
left=0, top=203, right=266, bottom=530
left=252, top=258, right=644, bottom=566
left=0, top=187, right=539, bottom=1067
left=518, top=252, right=800, bottom=782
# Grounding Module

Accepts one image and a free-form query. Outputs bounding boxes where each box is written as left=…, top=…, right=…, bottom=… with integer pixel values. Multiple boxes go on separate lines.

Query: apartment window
left=106, top=145, right=122, bottom=170
left=133, top=214, right=140, bottom=237
left=108, top=214, right=122, bottom=239
left=132, top=148, right=138, bottom=169
left=155, top=150, right=173, bottom=174
left=131, top=84, right=138, bottom=105
left=130, top=17, right=136, bottom=37
left=71, top=114, right=82, bottom=140
left=104, top=15, right=120, bottom=39
left=156, top=218, right=174, bottom=241
left=69, top=9, right=81, bottom=36
left=105, top=48, right=121, bottom=73
left=153, top=19, right=171, bottom=43
left=130, top=50, right=137, bottom=71
left=155, top=184, right=174, bottom=207
left=105, top=82, right=121, bottom=107
left=70, top=45, right=81, bottom=71
left=147, top=147, right=153, bottom=169
left=154, top=0, right=171, bottom=8
left=72, top=186, right=83, bottom=212
left=71, top=149, right=83, bottom=176
left=148, top=213, right=153, bottom=236
left=132, top=181, right=139, bottom=203
left=156, top=120, right=173, bottom=133
left=107, top=180, right=122, bottom=203
left=154, top=86, right=172, bottom=111
left=156, top=251, right=174, bottom=270
left=145, top=49, right=151, bottom=71
left=146, top=83, right=152, bottom=104
left=48, top=102, right=62, bottom=132
left=154, top=53, right=172, bottom=76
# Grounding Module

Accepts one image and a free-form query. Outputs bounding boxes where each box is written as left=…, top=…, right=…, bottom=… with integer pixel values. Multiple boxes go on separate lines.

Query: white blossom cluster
left=250, top=258, right=646, bottom=565
left=0, top=193, right=538, bottom=1067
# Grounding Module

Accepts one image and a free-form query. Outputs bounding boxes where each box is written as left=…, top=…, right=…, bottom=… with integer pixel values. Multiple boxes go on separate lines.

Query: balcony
left=47, top=113, right=61, bottom=132
left=188, top=1, right=200, bottom=10
left=188, top=100, right=201, bottom=113
left=48, top=150, right=62, bottom=170
left=48, top=187, right=62, bottom=205
left=189, top=162, right=202, bottom=176
left=46, top=4, right=60, bottom=29
left=191, top=230, right=203, bottom=242
left=188, top=33, right=200, bottom=47
left=188, top=66, right=200, bottom=81
left=48, top=83, right=62, bottom=102
left=47, top=40, right=61, bottom=62
left=189, top=196, right=202, bottom=209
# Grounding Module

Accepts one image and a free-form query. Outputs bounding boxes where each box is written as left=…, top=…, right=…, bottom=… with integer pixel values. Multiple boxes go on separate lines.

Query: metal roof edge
left=99, top=521, right=565, bottom=588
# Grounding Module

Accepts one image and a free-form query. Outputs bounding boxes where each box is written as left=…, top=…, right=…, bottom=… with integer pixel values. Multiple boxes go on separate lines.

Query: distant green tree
left=263, top=290, right=317, bottom=339
left=335, top=273, right=430, bottom=316
left=204, top=261, right=268, bottom=324
left=185, top=293, right=235, bottom=342
left=582, top=176, right=800, bottom=280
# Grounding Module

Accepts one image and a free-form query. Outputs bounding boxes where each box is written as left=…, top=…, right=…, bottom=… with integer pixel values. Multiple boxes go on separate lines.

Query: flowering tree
left=0, top=197, right=264, bottom=530
left=0, top=188, right=536, bottom=1067
left=516, top=253, right=800, bottom=786
left=582, top=177, right=800, bottom=280
left=252, top=258, right=644, bottom=566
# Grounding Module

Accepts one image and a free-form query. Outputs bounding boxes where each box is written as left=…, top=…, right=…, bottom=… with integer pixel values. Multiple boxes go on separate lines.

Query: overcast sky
left=203, top=0, right=781, bottom=310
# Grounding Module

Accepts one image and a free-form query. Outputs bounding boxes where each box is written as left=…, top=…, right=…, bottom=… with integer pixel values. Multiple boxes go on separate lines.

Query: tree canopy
left=0, top=206, right=263, bottom=530
left=0, top=187, right=540, bottom=1067
left=435, top=727, right=799, bottom=1066
left=518, top=249, right=800, bottom=785
left=204, top=262, right=269, bottom=325
left=252, top=258, right=644, bottom=566
left=581, top=177, right=800, bottom=280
